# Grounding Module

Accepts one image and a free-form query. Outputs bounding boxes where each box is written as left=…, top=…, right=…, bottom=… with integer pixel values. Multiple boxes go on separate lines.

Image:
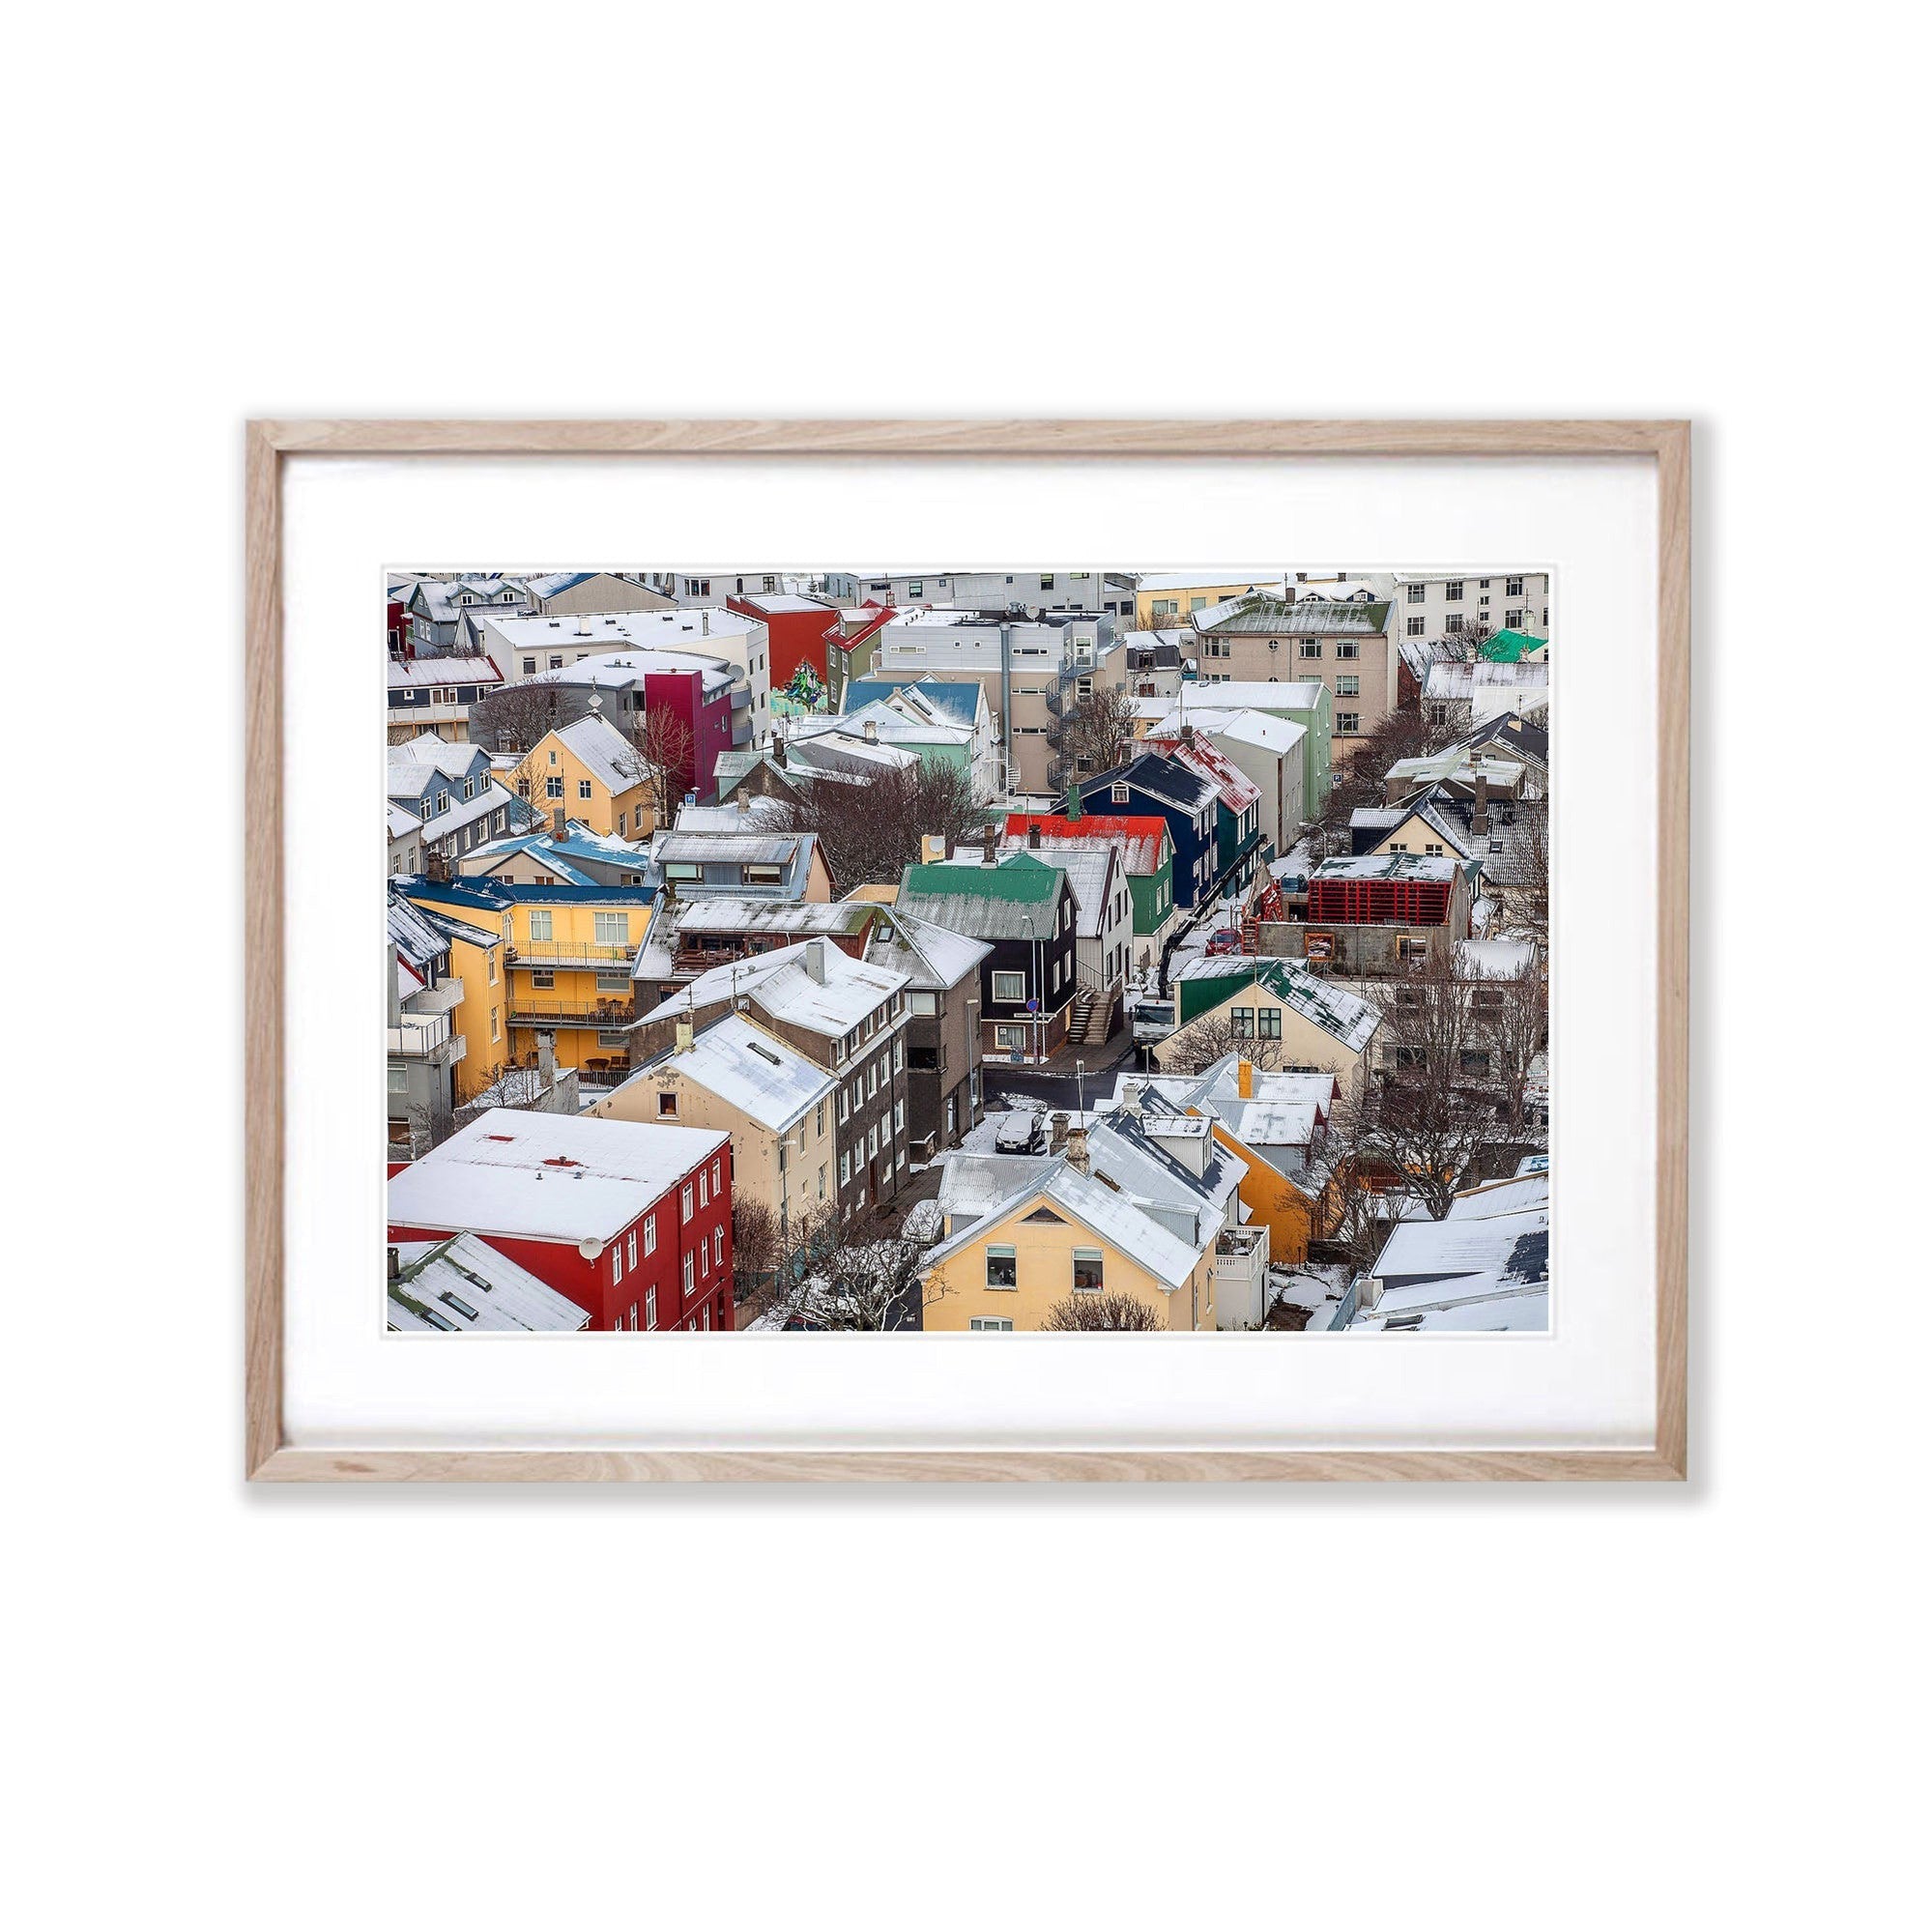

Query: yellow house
left=1362, top=797, right=1474, bottom=865
left=404, top=878, right=655, bottom=1082
left=588, top=1013, right=839, bottom=1278
left=1134, top=572, right=1285, bottom=629
left=512, top=713, right=655, bottom=840
left=1156, top=958, right=1382, bottom=1105
left=921, top=1153, right=1218, bottom=1332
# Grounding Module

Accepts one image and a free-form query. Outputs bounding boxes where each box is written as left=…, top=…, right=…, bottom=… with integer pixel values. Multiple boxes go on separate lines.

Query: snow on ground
left=1266, top=1262, right=1352, bottom=1332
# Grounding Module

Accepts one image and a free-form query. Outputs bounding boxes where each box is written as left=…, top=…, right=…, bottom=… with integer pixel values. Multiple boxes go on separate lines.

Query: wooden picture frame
left=245, top=418, right=1689, bottom=1483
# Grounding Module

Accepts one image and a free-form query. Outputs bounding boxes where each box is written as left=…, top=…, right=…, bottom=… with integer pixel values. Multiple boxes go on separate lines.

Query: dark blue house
left=1079, top=753, right=1220, bottom=908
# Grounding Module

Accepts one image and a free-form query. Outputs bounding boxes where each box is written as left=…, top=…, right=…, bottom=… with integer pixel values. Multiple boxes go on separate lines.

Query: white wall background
left=7, top=5, right=1921, bottom=1929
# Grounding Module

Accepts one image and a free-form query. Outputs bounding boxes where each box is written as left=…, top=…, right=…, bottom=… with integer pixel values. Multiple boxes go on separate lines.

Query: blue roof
left=398, top=875, right=657, bottom=909
left=841, top=675, right=980, bottom=725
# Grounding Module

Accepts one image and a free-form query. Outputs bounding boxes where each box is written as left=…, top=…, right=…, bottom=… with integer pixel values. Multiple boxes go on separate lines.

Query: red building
left=635, top=658, right=737, bottom=804
left=1306, top=853, right=1462, bottom=930
left=728, top=591, right=840, bottom=705
left=387, top=1109, right=735, bottom=1332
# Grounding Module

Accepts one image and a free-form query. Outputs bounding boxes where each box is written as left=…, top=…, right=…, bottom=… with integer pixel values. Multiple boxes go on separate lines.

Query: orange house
left=1185, top=1060, right=1339, bottom=1266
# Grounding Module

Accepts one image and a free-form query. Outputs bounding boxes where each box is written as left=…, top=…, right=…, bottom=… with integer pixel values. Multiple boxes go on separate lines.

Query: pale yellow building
left=1134, top=571, right=1285, bottom=629
left=588, top=1012, right=839, bottom=1257
left=921, top=1152, right=1219, bottom=1332
left=510, top=712, right=655, bottom=839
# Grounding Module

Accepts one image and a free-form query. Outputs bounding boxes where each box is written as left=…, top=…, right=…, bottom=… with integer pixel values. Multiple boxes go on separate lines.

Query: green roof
left=1477, top=629, right=1545, bottom=664
left=900, top=850, right=1061, bottom=905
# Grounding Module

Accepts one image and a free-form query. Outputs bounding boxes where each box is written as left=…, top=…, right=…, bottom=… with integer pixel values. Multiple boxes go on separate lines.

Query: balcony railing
left=506, top=997, right=637, bottom=1029
left=387, top=1013, right=466, bottom=1062
left=509, top=939, right=635, bottom=966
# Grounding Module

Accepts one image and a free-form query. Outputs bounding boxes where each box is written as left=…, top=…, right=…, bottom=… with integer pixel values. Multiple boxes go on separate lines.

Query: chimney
left=1472, top=772, right=1491, bottom=838
left=802, top=937, right=827, bottom=983
left=735, top=789, right=750, bottom=812
left=1237, top=1058, right=1254, bottom=1100
left=551, top=806, right=566, bottom=840
left=771, top=735, right=787, bottom=767
left=426, top=845, right=450, bottom=882
left=1064, top=1125, right=1090, bottom=1174
left=982, top=825, right=997, bottom=866
left=1065, top=784, right=1082, bottom=822
left=1049, top=1110, right=1070, bottom=1153
left=701, top=612, right=710, bottom=637
left=862, top=718, right=877, bottom=741
left=921, top=833, right=947, bottom=864
left=386, top=1245, right=400, bottom=1282
left=576, top=614, right=591, bottom=636
left=1027, top=822, right=1042, bottom=851
left=675, top=1019, right=695, bottom=1054
left=1117, top=1079, right=1143, bottom=1119
left=536, top=1028, right=557, bottom=1082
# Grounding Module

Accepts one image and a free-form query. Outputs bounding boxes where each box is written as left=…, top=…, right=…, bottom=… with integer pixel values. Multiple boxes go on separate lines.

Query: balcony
left=508, top=939, right=635, bottom=967
left=387, top=1011, right=466, bottom=1063
left=506, top=996, right=637, bottom=1030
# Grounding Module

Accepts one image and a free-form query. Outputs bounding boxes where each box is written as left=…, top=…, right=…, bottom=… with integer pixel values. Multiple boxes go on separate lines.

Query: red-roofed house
left=1000, top=807, right=1177, bottom=957
left=1142, top=729, right=1265, bottom=894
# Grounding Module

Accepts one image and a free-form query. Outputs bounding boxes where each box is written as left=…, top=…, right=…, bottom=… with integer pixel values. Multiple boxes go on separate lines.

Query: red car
left=1204, top=927, right=1246, bottom=957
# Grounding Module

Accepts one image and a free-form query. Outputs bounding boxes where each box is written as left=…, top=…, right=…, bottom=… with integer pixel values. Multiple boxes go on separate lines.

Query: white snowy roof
left=650, top=938, right=908, bottom=1037
left=864, top=909, right=992, bottom=991
left=1425, top=660, right=1550, bottom=701
left=388, top=1109, right=728, bottom=1244
left=1456, top=939, right=1536, bottom=978
left=1443, top=1171, right=1550, bottom=1219
left=630, top=1014, right=836, bottom=1133
left=387, top=656, right=501, bottom=689
left=674, top=798, right=792, bottom=834
left=1135, top=570, right=1286, bottom=594
left=551, top=712, right=644, bottom=794
left=387, top=735, right=488, bottom=788
left=1159, top=680, right=1328, bottom=713
left=1370, top=1204, right=1549, bottom=1296
left=1357, top=1289, right=1549, bottom=1333
left=1148, top=706, right=1306, bottom=757
left=388, top=1234, right=590, bottom=1333
left=481, top=608, right=764, bottom=652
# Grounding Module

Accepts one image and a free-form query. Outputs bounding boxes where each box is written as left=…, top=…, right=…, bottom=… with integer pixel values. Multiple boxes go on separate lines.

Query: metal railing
left=509, top=939, right=635, bottom=965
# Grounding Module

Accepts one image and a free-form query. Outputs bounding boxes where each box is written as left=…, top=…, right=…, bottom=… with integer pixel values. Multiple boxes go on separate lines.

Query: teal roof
left=1478, top=629, right=1545, bottom=663
left=901, top=850, right=1061, bottom=905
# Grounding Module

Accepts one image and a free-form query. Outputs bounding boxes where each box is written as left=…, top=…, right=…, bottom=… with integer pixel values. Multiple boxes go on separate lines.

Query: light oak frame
left=245, top=418, right=1689, bottom=1483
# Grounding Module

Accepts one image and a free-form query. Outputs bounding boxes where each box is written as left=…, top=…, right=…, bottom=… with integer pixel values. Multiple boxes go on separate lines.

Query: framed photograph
left=246, top=418, right=1688, bottom=1482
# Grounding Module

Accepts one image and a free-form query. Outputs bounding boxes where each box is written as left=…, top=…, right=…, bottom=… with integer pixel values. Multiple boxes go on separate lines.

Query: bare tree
left=730, top=1196, right=786, bottom=1317
left=1158, top=1014, right=1284, bottom=1077
left=771, top=758, right=985, bottom=889
left=615, top=704, right=697, bottom=833
left=1488, top=797, right=1549, bottom=951
left=1473, top=952, right=1547, bottom=1139
left=768, top=1226, right=943, bottom=1331
left=1363, top=946, right=1510, bottom=1220
left=1040, top=1290, right=1167, bottom=1331
left=472, top=679, right=566, bottom=756
left=1047, top=684, right=1138, bottom=793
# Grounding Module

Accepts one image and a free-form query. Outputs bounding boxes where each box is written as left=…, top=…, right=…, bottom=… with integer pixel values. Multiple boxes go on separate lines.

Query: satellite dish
left=577, top=1237, right=605, bottom=1261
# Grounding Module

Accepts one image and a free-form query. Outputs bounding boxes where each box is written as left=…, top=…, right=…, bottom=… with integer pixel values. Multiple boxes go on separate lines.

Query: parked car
left=1204, top=927, right=1245, bottom=957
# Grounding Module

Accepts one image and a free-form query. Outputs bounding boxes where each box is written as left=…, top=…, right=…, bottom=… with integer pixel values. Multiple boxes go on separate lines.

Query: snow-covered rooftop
left=388, top=1233, right=590, bottom=1333
left=649, top=938, right=909, bottom=1037
left=627, top=1013, right=836, bottom=1132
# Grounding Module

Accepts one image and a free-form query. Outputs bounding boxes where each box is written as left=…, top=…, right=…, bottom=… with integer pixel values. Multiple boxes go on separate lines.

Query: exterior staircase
left=1071, top=981, right=1119, bottom=1047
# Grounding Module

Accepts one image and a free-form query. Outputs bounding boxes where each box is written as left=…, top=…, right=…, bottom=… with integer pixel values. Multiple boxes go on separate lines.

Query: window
left=657, top=1090, right=678, bottom=1117
left=643, top=1217, right=657, bottom=1254
left=1337, top=712, right=1361, bottom=735
left=1460, top=1049, right=1493, bottom=1078
left=595, top=970, right=629, bottom=994
left=1335, top=642, right=1360, bottom=659
left=593, top=912, right=629, bottom=947
left=1506, top=577, right=1524, bottom=598
left=595, top=1029, right=628, bottom=1048
left=645, top=1285, right=657, bottom=1328
left=712, top=1158, right=722, bottom=1194
left=578, top=779, right=593, bottom=800
left=1506, top=609, right=1524, bottom=629
left=681, top=1183, right=693, bottom=1223
left=387, top=1066, right=407, bottom=1094
left=545, top=777, right=564, bottom=799
left=1424, top=841, right=1444, bottom=856
left=969, top=1317, right=1014, bottom=1333
left=713, top=1227, right=725, bottom=1269
left=529, top=909, right=553, bottom=941
left=548, top=654, right=563, bottom=670
left=892, top=1038, right=904, bottom=1072
left=1258, top=1007, right=1283, bottom=1040
left=1336, top=676, right=1360, bottom=697
left=490, top=1008, right=502, bottom=1043
left=840, top=1149, right=851, bottom=1186
left=1299, top=642, right=1322, bottom=659
left=682, top=1253, right=695, bottom=1294
left=698, top=1168, right=708, bottom=1208
left=1230, top=1006, right=1254, bottom=1039
left=894, top=1098, right=905, bottom=1135
left=1444, top=615, right=1464, bottom=636
left=907, top=580, right=923, bottom=597
left=994, top=1024, right=1026, bottom=1052
left=1040, top=573, right=1055, bottom=591
left=992, top=970, right=1026, bottom=1003
left=986, top=1246, right=1018, bottom=1288
left=1406, top=582, right=1426, bottom=603
left=522, top=656, right=536, bottom=676
left=612, top=1244, right=624, bottom=1285
left=1072, top=1248, right=1105, bottom=1293
left=1111, top=782, right=1130, bottom=805
left=1444, top=581, right=1464, bottom=601
left=908, top=990, right=938, bottom=1017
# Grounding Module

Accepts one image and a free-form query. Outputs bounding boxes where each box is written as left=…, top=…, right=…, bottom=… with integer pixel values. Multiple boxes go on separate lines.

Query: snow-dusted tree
left=1040, top=1290, right=1166, bottom=1331
left=771, top=758, right=984, bottom=889
left=1303, top=703, right=1468, bottom=861
left=777, top=1233, right=941, bottom=1332
left=1473, top=952, right=1547, bottom=1139
left=473, top=678, right=565, bottom=756
left=1158, top=1014, right=1284, bottom=1077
